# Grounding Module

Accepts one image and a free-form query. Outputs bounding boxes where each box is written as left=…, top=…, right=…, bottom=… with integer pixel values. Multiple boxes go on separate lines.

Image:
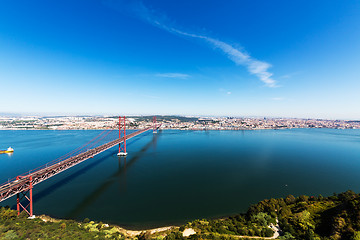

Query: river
left=1, top=129, right=360, bottom=229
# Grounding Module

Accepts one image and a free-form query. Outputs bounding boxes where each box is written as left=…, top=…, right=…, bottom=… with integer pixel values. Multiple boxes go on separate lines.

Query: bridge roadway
left=0, top=127, right=154, bottom=203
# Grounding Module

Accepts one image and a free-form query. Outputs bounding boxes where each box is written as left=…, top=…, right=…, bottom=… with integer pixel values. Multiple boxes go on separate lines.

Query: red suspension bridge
left=0, top=116, right=159, bottom=217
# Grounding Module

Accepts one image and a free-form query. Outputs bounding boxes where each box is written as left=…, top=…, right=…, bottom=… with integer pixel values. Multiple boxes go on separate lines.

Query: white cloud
left=106, top=0, right=277, bottom=87
left=271, top=97, right=284, bottom=101
left=155, top=73, right=190, bottom=79
left=279, top=71, right=302, bottom=79
left=173, top=32, right=276, bottom=87
left=219, top=88, right=232, bottom=95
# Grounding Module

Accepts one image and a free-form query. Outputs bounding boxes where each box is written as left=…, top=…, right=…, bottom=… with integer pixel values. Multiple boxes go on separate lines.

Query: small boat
left=0, top=147, right=14, bottom=154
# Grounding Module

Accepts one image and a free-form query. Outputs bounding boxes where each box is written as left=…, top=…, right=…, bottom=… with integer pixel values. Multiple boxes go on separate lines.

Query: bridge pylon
left=153, top=116, right=157, bottom=134
left=117, top=116, right=127, bottom=157
left=16, top=175, right=34, bottom=218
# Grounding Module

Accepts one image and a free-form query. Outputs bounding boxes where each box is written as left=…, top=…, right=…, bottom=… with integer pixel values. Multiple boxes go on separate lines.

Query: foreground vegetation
left=0, top=208, right=129, bottom=239
left=2, top=191, right=360, bottom=239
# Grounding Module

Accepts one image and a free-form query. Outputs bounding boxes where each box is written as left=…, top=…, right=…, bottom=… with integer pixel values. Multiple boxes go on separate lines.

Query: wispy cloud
left=155, top=73, right=190, bottom=79
left=219, top=88, right=232, bottom=95
left=279, top=71, right=302, bottom=79
left=168, top=30, right=277, bottom=87
left=109, top=0, right=278, bottom=87
left=201, top=37, right=276, bottom=87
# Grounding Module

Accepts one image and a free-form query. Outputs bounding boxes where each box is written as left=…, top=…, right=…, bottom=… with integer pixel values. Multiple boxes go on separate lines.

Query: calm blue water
left=1, top=129, right=360, bottom=229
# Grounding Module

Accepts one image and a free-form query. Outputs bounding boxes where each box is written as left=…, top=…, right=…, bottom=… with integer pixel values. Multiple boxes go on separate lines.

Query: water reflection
left=66, top=133, right=159, bottom=218
left=32, top=151, right=110, bottom=204
left=118, top=157, right=127, bottom=193
left=32, top=133, right=148, bottom=204
left=0, top=152, right=13, bottom=157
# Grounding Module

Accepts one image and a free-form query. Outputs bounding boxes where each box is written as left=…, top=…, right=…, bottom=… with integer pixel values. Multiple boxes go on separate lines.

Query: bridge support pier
left=118, top=116, right=127, bottom=157
left=16, top=176, right=34, bottom=218
left=153, top=116, right=157, bottom=134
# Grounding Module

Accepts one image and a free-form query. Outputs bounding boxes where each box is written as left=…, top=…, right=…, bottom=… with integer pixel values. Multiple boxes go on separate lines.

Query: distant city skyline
left=1, top=0, right=360, bottom=119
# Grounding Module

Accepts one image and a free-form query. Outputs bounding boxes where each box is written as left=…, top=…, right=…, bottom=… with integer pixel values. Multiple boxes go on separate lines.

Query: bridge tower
left=117, top=116, right=127, bottom=156
left=153, top=116, right=157, bottom=134
left=16, top=175, right=34, bottom=218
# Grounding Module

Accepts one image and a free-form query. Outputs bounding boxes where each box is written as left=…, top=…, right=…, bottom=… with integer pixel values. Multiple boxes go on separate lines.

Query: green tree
left=285, top=195, right=296, bottom=204
left=251, top=212, right=271, bottom=227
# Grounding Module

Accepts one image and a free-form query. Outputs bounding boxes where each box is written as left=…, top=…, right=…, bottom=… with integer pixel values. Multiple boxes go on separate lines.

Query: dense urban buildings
left=0, top=115, right=359, bottom=130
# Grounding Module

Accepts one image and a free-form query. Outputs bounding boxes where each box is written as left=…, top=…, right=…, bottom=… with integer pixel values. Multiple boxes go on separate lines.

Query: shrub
left=60, top=222, right=66, bottom=229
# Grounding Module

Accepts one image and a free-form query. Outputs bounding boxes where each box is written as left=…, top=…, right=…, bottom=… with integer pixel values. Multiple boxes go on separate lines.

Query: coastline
left=38, top=214, right=176, bottom=237
left=2, top=191, right=360, bottom=239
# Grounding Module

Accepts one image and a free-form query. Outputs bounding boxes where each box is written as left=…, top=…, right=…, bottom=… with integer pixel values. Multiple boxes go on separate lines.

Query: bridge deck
left=0, top=127, right=154, bottom=203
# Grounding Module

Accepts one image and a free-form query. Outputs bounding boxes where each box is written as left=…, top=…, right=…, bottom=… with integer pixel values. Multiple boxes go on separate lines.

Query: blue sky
left=0, top=0, right=360, bottom=119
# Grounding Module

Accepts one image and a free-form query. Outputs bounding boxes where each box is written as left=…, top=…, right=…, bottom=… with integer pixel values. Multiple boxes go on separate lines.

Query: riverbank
left=2, top=191, right=360, bottom=239
left=38, top=214, right=176, bottom=237
left=0, top=208, right=277, bottom=240
left=0, top=208, right=176, bottom=239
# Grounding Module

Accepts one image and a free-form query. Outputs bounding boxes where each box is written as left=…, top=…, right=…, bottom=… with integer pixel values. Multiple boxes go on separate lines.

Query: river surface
left=1, top=129, right=360, bottom=229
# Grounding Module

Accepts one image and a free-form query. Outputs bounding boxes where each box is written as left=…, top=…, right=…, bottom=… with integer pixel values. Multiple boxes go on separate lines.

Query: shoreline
left=37, top=214, right=282, bottom=239
left=2, top=191, right=359, bottom=239
left=38, top=214, right=176, bottom=237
